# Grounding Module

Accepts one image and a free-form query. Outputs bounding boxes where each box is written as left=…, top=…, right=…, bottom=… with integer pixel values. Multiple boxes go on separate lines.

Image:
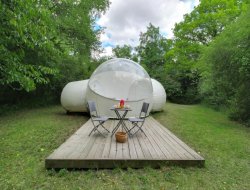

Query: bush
left=199, top=8, right=250, bottom=126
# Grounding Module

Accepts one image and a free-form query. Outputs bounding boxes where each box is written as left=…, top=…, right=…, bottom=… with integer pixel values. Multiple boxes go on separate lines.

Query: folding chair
left=128, top=102, right=149, bottom=136
left=87, top=101, right=110, bottom=137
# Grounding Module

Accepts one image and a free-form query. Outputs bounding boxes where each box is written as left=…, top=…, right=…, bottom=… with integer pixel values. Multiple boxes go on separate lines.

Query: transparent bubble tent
left=61, top=58, right=166, bottom=117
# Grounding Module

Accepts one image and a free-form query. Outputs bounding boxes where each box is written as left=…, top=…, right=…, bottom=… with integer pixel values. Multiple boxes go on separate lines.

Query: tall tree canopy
left=165, top=0, right=247, bottom=103
left=137, top=24, right=171, bottom=71
left=0, top=1, right=60, bottom=91
left=136, top=23, right=171, bottom=89
left=112, top=45, right=137, bottom=62
left=0, top=0, right=109, bottom=92
left=199, top=7, right=250, bottom=125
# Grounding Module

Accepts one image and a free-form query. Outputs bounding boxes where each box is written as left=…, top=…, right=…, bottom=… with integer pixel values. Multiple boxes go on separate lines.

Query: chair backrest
left=139, top=102, right=149, bottom=118
left=87, top=101, right=98, bottom=117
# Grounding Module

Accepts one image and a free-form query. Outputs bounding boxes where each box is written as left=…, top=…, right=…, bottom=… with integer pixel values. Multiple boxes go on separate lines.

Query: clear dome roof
left=91, top=58, right=150, bottom=78
left=88, top=58, right=152, bottom=101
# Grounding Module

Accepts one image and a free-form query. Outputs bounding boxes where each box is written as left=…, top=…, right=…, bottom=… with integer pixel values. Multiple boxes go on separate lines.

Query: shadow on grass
left=54, top=110, right=90, bottom=117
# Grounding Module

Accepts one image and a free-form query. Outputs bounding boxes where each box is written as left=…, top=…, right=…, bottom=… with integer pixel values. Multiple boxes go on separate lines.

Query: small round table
left=110, top=106, right=132, bottom=136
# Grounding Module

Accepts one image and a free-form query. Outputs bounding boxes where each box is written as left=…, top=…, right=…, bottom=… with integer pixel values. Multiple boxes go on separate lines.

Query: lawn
left=0, top=103, right=249, bottom=190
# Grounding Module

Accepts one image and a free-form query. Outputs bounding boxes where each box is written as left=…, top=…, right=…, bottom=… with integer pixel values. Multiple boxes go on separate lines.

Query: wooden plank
left=122, top=121, right=131, bottom=159
left=138, top=123, right=159, bottom=159
left=122, top=142, right=130, bottom=159
left=152, top=117, right=204, bottom=159
left=94, top=120, right=112, bottom=159
left=46, top=117, right=205, bottom=169
left=115, top=125, right=125, bottom=159
left=87, top=135, right=105, bottom=159
left=136, top=132, right=152, bottom=159
left=126, top=121, right=137, bottom=159
left=67, top=120, right=95, bottom=159
left=149, top=117, right=202, bottom=159
left=144, top=119, right=176, bottom=159
left=47, top=119, right=92, bottom=159
left=131, top=132, right=145, bottom=159
left=115, top=139, right=123, bottom=159
left=142, top=120, right=167, bottom=159
left=67, top=136, right=92, bottom=159
left=109, top=120, right=118, bottom=159
left=86, top=120, right=112, bottom=159
left=101, top=120, right=113, bottom=159
left=67, top=120, right=99, bottom=159
left=78, top=134, right=97, bottom=159
left=147, top=117, right=189, bottom=159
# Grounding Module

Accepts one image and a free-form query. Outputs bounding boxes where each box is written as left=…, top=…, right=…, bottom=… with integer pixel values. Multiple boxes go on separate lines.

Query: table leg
left=111, top=110, right=123, bottom=136
left=111, top=109, right=132, bottom=137
left=119, top=110, right=132, bottom=137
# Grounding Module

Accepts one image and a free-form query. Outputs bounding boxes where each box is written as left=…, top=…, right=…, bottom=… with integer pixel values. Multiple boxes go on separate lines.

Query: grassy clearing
left=0, top=104, right=249, bottom=190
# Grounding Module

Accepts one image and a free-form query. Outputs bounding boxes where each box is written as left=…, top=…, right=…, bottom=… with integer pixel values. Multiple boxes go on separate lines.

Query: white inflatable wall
left=151, top=78, right=166, bottom=112
left=86, top=85, right=153, bottom=118
left=61, top=80, right=88, bottom=112
left=61, top=78, right=167, bottom=114
left=60, top=59, right=167, bottom=115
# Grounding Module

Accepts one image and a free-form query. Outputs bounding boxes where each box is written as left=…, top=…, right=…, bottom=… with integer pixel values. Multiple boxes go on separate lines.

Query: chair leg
left=138, top=127, right=147, bottom=137
left=95, top=128, right=106, bottom=137
left=128, top=122, right=137, bottom=133
left=129, top=122, right=147, bottom=137
left=100, top=122, right=110, bottom=132
left=89, top=122, right=107, bottom=137
left=88, top=126, right=97, bottom=136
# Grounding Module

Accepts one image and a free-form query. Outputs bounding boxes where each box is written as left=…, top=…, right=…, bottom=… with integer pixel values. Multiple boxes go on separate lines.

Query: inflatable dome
left=61, top=80, right=88, bottom=112
left=60, top=58, right=166, bottom=116
left=86, top=58, right=153, bottom=117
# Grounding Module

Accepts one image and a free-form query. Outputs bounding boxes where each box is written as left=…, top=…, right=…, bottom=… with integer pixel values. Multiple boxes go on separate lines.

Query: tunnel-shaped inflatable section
left=151, top=78, right=166, bottom=112
left=61, top=80, right=88, bottom=112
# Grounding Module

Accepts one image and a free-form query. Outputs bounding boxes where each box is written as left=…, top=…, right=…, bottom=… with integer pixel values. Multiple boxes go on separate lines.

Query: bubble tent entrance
left=61, top=58, right=166, bottom=117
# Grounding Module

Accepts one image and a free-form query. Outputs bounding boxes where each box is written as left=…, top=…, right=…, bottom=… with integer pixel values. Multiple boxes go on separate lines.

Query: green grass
left=0, top=104, right=249, bottom=190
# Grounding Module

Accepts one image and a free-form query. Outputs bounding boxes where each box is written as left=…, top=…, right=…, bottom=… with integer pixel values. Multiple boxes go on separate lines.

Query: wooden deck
left=45, top=117, right=204, bottom=169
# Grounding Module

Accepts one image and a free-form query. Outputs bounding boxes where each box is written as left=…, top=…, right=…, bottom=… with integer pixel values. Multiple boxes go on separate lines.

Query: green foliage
left=113, top=45, right=138, bottom=62
left=137, top=23, right=171, bottom=70
left=0, top=0, right=61, bottom=91
left=174, top=0, right=246, bottom=45
left=52, top=0, right=109, bottom=94
left=165, top=0, right=246, bottom=104
left=136, top=23, right=172, bottom=92
left=0, top=0, right=109, bottom=105
left=199, top=8, right=250, bottom=125
left=54, top=0, right=109, bottom=69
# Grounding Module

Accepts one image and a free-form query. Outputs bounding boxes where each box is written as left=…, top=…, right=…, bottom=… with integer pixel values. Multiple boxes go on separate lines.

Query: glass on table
left=113, top=104, right=130, bottom=109
left=124, top=105, right=130, bottom=109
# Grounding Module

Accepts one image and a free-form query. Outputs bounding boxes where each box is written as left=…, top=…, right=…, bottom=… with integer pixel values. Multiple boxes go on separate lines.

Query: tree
left=0, top=0, right=109, bottom=92
left=174, top=0, right=247, bottom=45
left=0, top=0, right=110, bottom=107
left=112, top=45, right=138, bottom=61
left=51, top=0, right=110, bottom=89
left=199, top=8, right=250, bottom=125
left=136, top=23, right=171, bottom=89
left=0, top=0, right=61, bottom=91
left=165, top=0, right=247, bottom=103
